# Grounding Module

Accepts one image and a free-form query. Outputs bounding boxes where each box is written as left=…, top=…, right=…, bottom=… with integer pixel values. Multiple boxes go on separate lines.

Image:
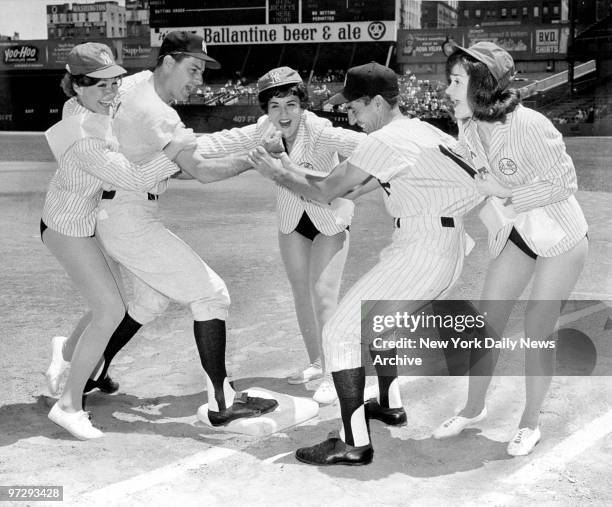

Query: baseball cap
left=258, top=66, right=303, bottom=94
left=66, top=42, right=126, bottom=78
left=453, top=41, right=515, bottom=89
left=159, top=31, right=221, bottom=69
left=328, top=62, right=399, bottom=105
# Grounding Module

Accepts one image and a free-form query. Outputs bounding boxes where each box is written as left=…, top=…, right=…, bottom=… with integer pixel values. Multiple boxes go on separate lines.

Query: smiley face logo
left=368, top=22, right=386, bottom=41
left=498, top=158, right=518, bottom=175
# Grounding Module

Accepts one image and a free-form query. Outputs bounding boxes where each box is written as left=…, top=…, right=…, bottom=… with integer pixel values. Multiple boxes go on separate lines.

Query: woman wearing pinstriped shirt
left=433, top=42, right=588, bottom=456
left=41, top=43, right=193, bottom=440
left=197, top=67, right=365, bottom=404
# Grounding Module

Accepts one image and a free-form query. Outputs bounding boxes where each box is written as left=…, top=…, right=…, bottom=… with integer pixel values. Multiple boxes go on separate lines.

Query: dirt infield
left=1, top=135, right=611, bottom=506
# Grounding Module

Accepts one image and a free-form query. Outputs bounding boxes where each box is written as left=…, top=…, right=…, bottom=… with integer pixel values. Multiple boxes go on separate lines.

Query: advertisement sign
left=535, top=27, right=569, bottom=54
left=0, top=43, right=45, bottom=69
left=397, top=30, right=459, bottom=63
left=466, top=27, right=531, bottom=56
left=151, top=20, right=396, bottom=46
left=121, top=40, right=153, bottom=67
left=47, top=41, right=76, bottom=68
left=46, top=39, right=141, bottom=69
left=397, top=24, right=569, bottom=64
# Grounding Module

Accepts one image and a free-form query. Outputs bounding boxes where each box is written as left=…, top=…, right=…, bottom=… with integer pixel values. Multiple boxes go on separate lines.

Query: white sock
left=385, top=378, right=402, bottom=409
left=339, top=405, right=370, bottom=447
left=205, top=374, right=236, bottom=412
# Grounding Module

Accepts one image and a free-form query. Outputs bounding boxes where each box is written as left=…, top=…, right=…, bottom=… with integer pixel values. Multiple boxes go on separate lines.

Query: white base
left=196, top=387, right=319, bottom=436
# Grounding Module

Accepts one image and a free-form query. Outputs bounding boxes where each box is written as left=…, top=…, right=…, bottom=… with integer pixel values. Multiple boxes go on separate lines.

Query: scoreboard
left=149, top=0, right=396, bottom=27
left=150, top=0, right=266, bottom=27
left=301, top=0, right=395, bottom=23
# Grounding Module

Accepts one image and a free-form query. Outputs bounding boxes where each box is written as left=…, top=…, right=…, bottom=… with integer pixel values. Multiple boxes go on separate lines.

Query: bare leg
left=62, top=311, right=92, bottom=361
left=278, top=231, right=319, bottom=364
left=459, top=241, right=535, bottom=418
left=308, top=230, right=350, bottom=373
left=43, top=230, right=126, bottom=413
left=519, top=237, right=588, bottom=429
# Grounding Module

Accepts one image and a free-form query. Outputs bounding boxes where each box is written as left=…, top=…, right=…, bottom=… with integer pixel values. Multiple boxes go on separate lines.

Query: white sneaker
left=507, top=427, right=541, bottom=456
left=48, top=403, right=104, bottom=440
left=432, top=408, right=487, bottom=439
left=45, top=336, right=68, bottom=396
left=313, top=377, right=337, bottom=405
left=287, top=363, right=323, bottom=385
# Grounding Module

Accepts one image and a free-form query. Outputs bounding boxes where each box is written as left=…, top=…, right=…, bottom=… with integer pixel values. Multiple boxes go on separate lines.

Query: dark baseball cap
left=66, top=42, right=126, bottom=78
left=453, top=41, right=515, bottom=89
left=159, top=31, right=221, bottom=69
left=258, top=66, right=302, bottom=94
left=328, top=62, right=399, bottom=105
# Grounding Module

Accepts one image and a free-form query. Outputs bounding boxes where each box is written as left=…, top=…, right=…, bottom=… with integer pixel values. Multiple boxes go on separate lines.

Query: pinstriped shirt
left=197, top=110, right=365, bottom=235
left=42, top=96, right=179, bottom=237
left=459, top=105, right=588, bottom=257
left=349, top=117, right=482, bottom=219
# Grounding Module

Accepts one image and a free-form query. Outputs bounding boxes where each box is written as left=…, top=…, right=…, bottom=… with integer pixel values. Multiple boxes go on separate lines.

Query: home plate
left=196, top=387, right=319, bottom=436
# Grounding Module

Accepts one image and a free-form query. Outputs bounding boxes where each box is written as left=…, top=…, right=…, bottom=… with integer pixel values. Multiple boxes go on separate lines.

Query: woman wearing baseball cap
left=42, top=42, right=194, bottom=439
left=433, top=42, right=588, bottom=455
left=197, top=66, right=366, bottom=405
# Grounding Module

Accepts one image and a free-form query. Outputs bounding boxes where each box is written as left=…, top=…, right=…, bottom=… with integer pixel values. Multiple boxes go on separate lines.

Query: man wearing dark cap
left=94, top=30, right=278, bottom=426
left=249, top=61, right=482, bottom=465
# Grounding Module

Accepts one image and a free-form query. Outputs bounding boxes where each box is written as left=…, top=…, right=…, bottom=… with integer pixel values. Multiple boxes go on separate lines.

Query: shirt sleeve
left=348, top=134, right=411, bottom=182
left=315, top=124, right=366, bottom=158
left=70, top=137, right=179, bottom=191
left=510, top=113, right=577, bottom=213
left=113, top=80, right=181, bottom=161
left=196, top=123, right=259, bottom=157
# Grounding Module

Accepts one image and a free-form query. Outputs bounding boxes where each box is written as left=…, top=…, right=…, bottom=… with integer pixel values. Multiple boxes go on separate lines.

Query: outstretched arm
left=248, top=147, right=371, bottom=203
left=342, top=175, right=380, bottom=200
left=175, top=148, right=252, bottom=184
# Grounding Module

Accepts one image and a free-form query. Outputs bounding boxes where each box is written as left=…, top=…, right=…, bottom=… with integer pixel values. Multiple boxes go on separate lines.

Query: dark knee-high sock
left=332, top=367, right=369, bottom=447
left=93, top=312, right=142, bottom=381
left=369, top=347, right=401, bottom=409
left=194, top=319, right=234, bottom=411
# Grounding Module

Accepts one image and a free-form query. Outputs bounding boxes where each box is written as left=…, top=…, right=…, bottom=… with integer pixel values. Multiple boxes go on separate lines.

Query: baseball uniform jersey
left=197, top=110, right=365, bottom=235
left=42, top=97, right=179, bottom=237
left=459, top=104, right=588, bottom=257
left=321, top=117, right=483, bottom=371
left=95, top=73, right=230, bottom=324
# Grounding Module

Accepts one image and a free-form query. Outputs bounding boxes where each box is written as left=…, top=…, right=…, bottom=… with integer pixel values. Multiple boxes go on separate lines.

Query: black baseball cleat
left=84, top=376, right=120, bottom=395
left=365, top=398, right=407, bottom=426
left=295, top=437, right=373, bottom=466
left=207, top=392, right=279, bottom=427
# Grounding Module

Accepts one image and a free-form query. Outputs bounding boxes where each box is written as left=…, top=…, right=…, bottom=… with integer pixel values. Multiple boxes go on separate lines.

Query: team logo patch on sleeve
left=498, top=158, right=518, bottom=175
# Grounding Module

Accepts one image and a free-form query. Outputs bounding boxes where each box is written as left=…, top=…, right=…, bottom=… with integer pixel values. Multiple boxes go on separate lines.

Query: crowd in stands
left=397, top=72, right=449, bottom=118
left=180, top=70, right=451, bottom=119
left=177, top=69, right=607, bottom=127
left=547, top=103, right=608, bottom=125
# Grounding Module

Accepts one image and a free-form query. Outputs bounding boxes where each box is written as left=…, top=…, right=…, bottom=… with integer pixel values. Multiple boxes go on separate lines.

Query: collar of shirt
left=63, top=97, right=93, bottom=118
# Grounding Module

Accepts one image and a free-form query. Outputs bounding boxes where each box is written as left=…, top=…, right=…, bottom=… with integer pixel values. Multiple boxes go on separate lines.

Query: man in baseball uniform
left=249, top=62, right=482, bottom=464
left=95, top=31, right=277, bottom=425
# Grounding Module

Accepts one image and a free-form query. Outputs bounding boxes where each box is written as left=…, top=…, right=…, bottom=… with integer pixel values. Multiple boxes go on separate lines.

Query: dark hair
left=154, top=52, right=189, bottom=69
left=60, top=72, right=102, bottom=98
left=445, top=51, right=520, bottom=122
left=258, top=82, right=309, bottom=112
